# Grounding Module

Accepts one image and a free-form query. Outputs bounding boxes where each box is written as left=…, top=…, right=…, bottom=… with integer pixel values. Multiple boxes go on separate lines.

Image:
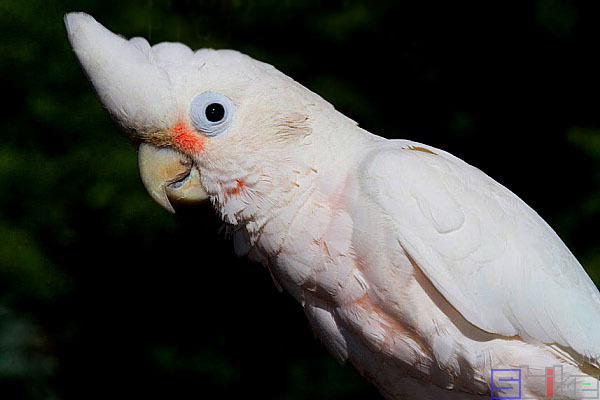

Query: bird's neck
left=207, top=109, right=382, bottom=252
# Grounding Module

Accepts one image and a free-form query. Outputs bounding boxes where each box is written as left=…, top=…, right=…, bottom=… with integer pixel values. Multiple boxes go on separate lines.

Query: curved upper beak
left=138, top=143, right=209, bottom=213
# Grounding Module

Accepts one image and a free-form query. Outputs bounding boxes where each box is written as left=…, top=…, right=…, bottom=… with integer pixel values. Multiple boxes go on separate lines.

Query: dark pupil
left=205, top=103, right=225, bottom=122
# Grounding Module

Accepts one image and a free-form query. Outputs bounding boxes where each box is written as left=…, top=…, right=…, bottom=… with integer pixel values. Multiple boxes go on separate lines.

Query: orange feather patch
left=225, top=179, right=245, bottom=198
left=170, top=122, right=205, bottom=153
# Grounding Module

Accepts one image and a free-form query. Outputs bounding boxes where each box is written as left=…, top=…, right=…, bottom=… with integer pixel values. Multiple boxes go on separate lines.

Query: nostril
left=179, top=159, right=193, bottom=168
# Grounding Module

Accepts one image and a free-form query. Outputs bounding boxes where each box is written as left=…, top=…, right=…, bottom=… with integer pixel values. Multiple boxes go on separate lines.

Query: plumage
left=65, top=12, right=600, bottom=399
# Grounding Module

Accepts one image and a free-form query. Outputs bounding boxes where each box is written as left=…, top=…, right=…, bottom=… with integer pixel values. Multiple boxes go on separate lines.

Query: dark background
left=1, top=0, right=600, bottom=399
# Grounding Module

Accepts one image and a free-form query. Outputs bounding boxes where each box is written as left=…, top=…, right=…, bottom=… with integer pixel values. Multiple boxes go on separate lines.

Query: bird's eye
left=189, top=92, right=235, bottom=137
left=205, top=103, right=225, bottom=122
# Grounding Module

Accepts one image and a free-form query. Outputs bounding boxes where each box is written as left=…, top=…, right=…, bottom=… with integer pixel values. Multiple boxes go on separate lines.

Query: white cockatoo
left=65, top=12, right=600, bottom=399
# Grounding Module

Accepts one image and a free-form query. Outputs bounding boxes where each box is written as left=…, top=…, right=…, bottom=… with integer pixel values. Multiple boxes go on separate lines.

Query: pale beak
left=138, top=143, right=209, bottom=213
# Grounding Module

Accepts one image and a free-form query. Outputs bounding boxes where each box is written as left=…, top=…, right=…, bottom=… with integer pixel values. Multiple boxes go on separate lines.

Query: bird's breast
left=247, top=180, right=497, bottom=398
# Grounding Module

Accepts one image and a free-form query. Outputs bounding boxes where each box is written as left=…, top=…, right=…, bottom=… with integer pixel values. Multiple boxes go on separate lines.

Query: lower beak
left=138, top=143, right=209, bottom=213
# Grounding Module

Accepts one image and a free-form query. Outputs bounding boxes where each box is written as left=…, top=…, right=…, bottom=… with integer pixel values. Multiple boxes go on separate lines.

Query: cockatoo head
left=65, top=12, right=322, bottom=221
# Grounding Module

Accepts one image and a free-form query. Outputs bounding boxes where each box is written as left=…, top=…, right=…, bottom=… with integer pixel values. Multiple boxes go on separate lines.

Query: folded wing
left=360, top=140, right=600, bottom=364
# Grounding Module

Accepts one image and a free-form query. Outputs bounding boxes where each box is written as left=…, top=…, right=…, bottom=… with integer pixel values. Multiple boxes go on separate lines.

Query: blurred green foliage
left=0, top=0, right=599, bottom=399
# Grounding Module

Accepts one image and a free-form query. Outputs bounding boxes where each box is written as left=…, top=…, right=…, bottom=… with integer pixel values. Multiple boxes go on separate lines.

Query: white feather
left=65, top=13, right=600, bottom=399
left=360, top=140, right=600, bottom=363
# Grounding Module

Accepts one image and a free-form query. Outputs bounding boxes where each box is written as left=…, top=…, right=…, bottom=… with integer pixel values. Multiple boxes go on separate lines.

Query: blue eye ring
left=189, top=92, right=235, bottom=137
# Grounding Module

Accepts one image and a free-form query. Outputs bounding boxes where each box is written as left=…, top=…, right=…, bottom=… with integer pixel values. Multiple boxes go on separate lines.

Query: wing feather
left=360, top=140, right=600, bottom=362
